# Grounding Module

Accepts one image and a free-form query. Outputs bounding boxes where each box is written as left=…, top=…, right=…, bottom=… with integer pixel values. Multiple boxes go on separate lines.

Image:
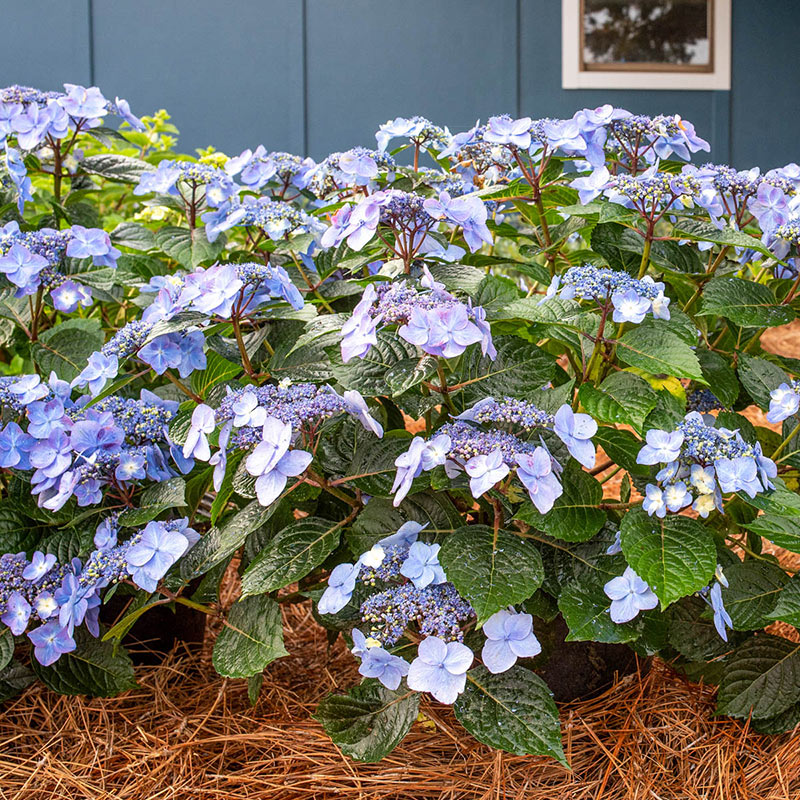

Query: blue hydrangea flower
left=0, top=421, right=35, bottom=469
left=1, top=591, right=31, bottom=635
left=481, top=608, right=542, bottom=674
left=637, top=430, right=684, bottom=465
left=0, top=243, right=47, bottom=288
left=642, top=484, right=666, bottom=517
left=183, top=404, right=216, bottom=461
left=515, top=448, right=563, bottom=513
left=407, top=635, right=473, bottom=704
left=125, top=521, right=190, bottom=592
left=21, top=551, right=56, bottom=582
left=611, top=288, right=651, bottom=324
left=482, top=115, right=532, bottom=149
left=391, top=436, right=427, bottom=507
left=553, top=404, right=597, bottom=469
left=28, top=621, right=76, bottom=667
left=714, top=456, right=763, bottom=497
left=245, top=417, right=313, bottom=507
left=318, top=563, right=360, bottom=615
left=604, top=567, right=658, bottom=624
left=399, top=542, right=445, bottom=589
left=709, top=582, right=732, bottom=641
left=351, top=629, right=410, bottom=690
left=767, top=382, right=800, bottom=423
left=464, top=449, right=510, bottom=498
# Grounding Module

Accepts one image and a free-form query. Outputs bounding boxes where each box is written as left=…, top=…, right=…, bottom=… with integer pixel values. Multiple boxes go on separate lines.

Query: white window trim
left=562, top=0, right=731, bottom=90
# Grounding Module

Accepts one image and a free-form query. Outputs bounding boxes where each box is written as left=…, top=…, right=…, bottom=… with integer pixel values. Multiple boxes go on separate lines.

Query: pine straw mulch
left=2, top=325, right=800, bottom=800
left=0, top=601, right=799, bottom=800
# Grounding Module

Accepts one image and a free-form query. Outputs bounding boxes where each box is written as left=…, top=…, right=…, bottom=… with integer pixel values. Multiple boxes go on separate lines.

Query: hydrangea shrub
left=1, top=86, right=800, bottom=762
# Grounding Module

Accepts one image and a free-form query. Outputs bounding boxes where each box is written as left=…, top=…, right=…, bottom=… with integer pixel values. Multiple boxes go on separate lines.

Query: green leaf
left=212, top=595, right=288, bottom=678
left=721, top=560, right=788, bottom=630
left=32, top=628, right=137, bottom=697
left=438, top=526, right=544, bottom=623
left=428, top=261, right=486, bottom=294
left=110, top=222, right=156, bottom=251
left=345, top=430, right=419, bottom=498
left=385, top=355, right=438, bottom=396
left=314, top=681, right=419, bottom=763
left=154, top=225, right=225, bottom=268
left=619, top=508, right=716, bottom=608
left=591, top=427, right=650, bottom=476
left=80, top=153, right=150, bottom=182
left=767, top=574, right=800, bottom=627
left=673, top=219, right=773, bottom=257
left=616, top=325, right=704, bottom=381
left=578, top=371, right=658, bottom=433
left=558, top=576, right=642, bottom=643
left=31, top=318, right=104, bottom=382
left=0, top=660, right=35, bottom=702
left=0, top=629, right=14, bottom=672
left=454, top=665, right=566, bottom=764
left=190, top=351, right=241, bottom=398
left=698, top=277, right=795, bottom=328
left=739, top=477, right=800, bottom=516
left=515, top=463, right=605, bottom=542
left=667, top=596, right=744, bottom=661
left=590, top=222, right=643, bottom=273
left=743, top=514, right=800, bottom=554
left=329, top=329, right=418, bottom=395
left=119, top=477, right=186, bottom=526
left=737, top=353, right=789, bottom=410
left=717, top=634, right=800, bottom=719
left=455, top=336, right=557, bottom=409
left=241, top=517, right=344, bottom=596
left=696, top=350, right=739, bottom=407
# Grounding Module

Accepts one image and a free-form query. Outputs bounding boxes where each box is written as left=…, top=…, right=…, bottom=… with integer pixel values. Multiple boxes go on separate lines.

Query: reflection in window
left=582, top=0, right=712, bottom=71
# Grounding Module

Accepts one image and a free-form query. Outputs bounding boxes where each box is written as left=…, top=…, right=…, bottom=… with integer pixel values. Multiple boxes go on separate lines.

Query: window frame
left=561, top=0, right=731, bottom=90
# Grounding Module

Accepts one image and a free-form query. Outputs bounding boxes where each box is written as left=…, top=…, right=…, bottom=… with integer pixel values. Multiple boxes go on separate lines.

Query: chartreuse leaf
left=241, top=517, right=344, bottom=596
left=32, top=628, right=137, bottom=697
left=558, top=576, right=642, bottom=644
left=212, top=595, right=288, bottom=678
left=717, top=634, right=800, bottom=720
left=314, top=681, right=419, bottom=763
left=578, top=371, right=658, bottom=433
left=699, top=277, right=795, bottom=328
left=616, top=325, right=704, bottom=381
left=31, top=318, right=104, bottom=382
left=438, top=526, right=543, bottom=624
left=619, top=508, right=716, bottom=608
left=154, top=225, right=225, bottom=268
left=721, top=560, right=788, bottom=630
left=737, top=353, right=789, bottom=410
left=515, top=463, right=605, bottom=542
left=453, top=665, right=566, bottom=765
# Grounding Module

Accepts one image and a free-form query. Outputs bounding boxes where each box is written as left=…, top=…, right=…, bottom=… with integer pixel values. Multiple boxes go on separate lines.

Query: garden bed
left=1, top=600, right=799, bottom=800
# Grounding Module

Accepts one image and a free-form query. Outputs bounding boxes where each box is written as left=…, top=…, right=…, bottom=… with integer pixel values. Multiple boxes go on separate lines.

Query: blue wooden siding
left=1, top=1, right=797, bottom=168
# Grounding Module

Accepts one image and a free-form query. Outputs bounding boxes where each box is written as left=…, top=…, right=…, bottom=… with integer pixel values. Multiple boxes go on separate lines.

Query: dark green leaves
left=619, top=508, right=716, bottom=608
left=438, top=526, right=543, bottom=623
left=616, top=325, right=704, bottom=381
left=578, top=371, right=658, bottom=433
left=154, top=225, right=225, bottom=268
left=516, top=463, right=605, bottom=542
left=31, top=318, right=104, bottom=382
left=32, top=628, right=137, bottom=697
left=721, top=560, right=788, bottom=630
left=212, top=595, right=288, bottom=678
left=241, top=517, right=344, bottom=596
left=717, top=634, right=800, bottom=720
left=456, top=336, right=557, bottom=409
left=743, top=514, right=800, bottom=553
left=558, top=577, right=641, bottom=643
left=737, top=354, right=789, bottom=410
left=330, top=330, right=418, bottom=395
left=699, top=277, right=795, bottom=328
left=80, top=153, right=150, bottom=183
left=672, top=219, right=772, bottom=256
left=454, top=666, right=566, bottom=765
left=314, top=681, right=419, bottom=762
left=696, top=350, right=739, bottom=407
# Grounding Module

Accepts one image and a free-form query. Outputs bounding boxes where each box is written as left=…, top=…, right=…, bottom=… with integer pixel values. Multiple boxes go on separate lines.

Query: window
left=562, top=0, right=730, bottom=90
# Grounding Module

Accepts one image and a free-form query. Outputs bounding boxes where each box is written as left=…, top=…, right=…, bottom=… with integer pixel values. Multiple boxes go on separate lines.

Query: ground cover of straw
left=1, top=323, right=799, bottom=800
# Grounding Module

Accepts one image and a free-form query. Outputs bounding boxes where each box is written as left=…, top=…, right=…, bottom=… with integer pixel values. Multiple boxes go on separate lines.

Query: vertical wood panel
left=304, top=0, right=518, bottom=158
left=91, top=1, right=305, bottom=156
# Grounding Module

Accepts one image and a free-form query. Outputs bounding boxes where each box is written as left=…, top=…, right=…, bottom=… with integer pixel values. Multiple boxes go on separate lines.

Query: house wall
left=1, top=1, right=797, bottom=168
